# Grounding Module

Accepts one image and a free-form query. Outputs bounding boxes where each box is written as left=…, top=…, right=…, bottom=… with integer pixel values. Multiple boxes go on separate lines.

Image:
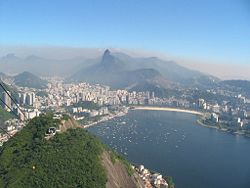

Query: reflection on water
left=88, top=110, right=250, bottom=188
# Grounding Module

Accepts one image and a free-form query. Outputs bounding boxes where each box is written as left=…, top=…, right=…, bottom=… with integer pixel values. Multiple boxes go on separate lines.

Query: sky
left=0, top=0, right=249, bottom=79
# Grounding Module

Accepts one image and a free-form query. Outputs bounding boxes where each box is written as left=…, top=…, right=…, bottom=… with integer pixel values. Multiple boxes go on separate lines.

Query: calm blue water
left=87, top=110, right=250, bottom=188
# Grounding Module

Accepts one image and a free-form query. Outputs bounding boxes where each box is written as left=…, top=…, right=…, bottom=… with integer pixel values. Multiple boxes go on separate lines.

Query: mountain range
left=3, top=49, right=250, bottom=96
left=0, top=53, right=93, bottom=77
left=70, top=49, right=219, bottom=92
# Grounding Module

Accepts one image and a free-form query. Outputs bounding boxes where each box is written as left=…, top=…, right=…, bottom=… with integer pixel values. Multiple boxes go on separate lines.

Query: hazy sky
left=0, top=0, right=249, bottom=79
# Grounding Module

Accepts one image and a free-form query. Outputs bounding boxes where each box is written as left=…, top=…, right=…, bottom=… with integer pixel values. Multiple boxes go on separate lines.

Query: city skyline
left=1, top=1, right=250, bottom=187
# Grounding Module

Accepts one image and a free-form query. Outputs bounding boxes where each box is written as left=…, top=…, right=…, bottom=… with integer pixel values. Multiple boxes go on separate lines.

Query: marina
left=88, top=110, right=250, bottom=188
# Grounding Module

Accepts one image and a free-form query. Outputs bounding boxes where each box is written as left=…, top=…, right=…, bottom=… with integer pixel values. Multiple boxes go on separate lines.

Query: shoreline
left=83, top=106, right=203, bottom=129
left=196, top=119, right=223, bottom=131
left=196, top=119, right=250, bottom=138
left=132, top=106, right=203, bottom=116
left=82, top=111, right=127, bottom=129
left=82, top=106, right=250, bottom=139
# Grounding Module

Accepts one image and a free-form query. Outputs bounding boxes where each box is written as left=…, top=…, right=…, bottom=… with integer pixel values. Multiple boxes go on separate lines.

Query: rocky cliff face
left=60, top=117, right=144, bottom=188
left=102, top=151, right=143, bottom=188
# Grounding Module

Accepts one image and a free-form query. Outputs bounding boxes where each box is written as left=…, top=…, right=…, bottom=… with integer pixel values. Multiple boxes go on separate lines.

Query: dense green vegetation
left=0, top=114, right=107, bottom=188
left=0, top=106, right=14, bottom=124
left=36, top=91, right=48, bottom=97
left=164, top=176, right=175, bottom=188
left=221, top=80, right=250, bottom=98
left=62, top=114, right=70, bottom=120
left=13, top=71, right=47, bottom=89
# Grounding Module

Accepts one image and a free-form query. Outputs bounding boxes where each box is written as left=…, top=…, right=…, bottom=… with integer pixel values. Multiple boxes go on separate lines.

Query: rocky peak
left=101, top=49, right=115, bottom=65
left=103, top=49, right=111, bottom=56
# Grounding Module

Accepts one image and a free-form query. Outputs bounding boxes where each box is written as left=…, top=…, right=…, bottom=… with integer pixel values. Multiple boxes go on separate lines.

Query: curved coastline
left=83, top=106, right=202, bottom=129
left=132, top=106, right=203, bottom=116
left=132, top=106, right=250, bottom=138
left=196, top=119, right=222, bottom=130
left=83, top=106, right=250, bottom=138
left=196, top=119, right=250, bottom=138
left=82, top=111, right=128, bottom=128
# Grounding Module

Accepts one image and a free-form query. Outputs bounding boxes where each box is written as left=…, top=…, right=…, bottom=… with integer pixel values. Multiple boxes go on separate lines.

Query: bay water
left=88, top=110, right=250, bottom=188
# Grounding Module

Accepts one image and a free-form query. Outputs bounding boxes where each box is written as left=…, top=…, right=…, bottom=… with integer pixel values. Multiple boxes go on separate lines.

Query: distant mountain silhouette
left=0, top=50, right=219, bottom=90
left=71, top=49, right=218, bottom=90
left=0, top=54, right=90, bottom=77
left=70, top=50, right=172, bottom=91
left=100, top=49, right=126, bottom=71
left=13, top=71, right=47, bottom=89
left=111, top=52, right=219, bottom=86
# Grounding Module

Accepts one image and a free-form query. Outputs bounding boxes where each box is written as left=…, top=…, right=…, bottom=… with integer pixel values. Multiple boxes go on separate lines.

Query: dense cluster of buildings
left=197, top=96, right=250, bottom=129
left=1, top=76, right=250, bottom=188
left=1, top=76, right=250, bottom=132
left=134, top=165, right=168, bottom=188
left=0, top=119, right=25, bottom=146
left=2, top=76, right=250, bottom=130
left=18, top=92, right=36, bottom=106
left=72, top=106, right=109, bottom=120
left=42, top=80, right=157, bottom=108
left=1, top=90, right=41, bottom=121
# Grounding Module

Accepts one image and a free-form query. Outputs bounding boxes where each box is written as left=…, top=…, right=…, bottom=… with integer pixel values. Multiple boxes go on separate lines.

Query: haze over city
left=0, top=0, right=249, bottom=79
left=1, top=1, right=250, bottom=188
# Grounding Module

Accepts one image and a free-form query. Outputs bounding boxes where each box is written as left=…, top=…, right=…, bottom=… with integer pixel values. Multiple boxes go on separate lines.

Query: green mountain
left=13, top=71, right=47, bottom=89
left=0, top=114, right=142, bottom=188
left=220, top=80, right=250, bottom=98
left=0, top=106, right=14, bottom=124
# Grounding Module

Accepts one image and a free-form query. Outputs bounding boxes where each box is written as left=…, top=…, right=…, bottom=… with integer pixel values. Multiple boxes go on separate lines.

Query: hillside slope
left=102, top=150, right=143, bottom=188
left=71, top=49, right=218, bottom=89
left=220, top=80, right=250, bottom=98
left=13, top=71, right=47, bottom=89
left=71, top=49, right=172, bottom=90
left=0, top=114, right=142, bottom=188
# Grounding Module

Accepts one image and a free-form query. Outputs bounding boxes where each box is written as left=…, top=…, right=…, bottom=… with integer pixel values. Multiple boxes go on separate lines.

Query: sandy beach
left=132, top=106, right=203, bottom=116
left=83, top=111, right=127, bottom=128
left=83, top=106, right=202, bottom=129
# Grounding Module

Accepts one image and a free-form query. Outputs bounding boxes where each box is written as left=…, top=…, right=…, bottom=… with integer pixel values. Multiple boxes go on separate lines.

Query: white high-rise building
left=26, top=92, right=36, bottom=106
left=20, top=93, right=26, bottom=105
left=2, top=91, right=11, bottom=111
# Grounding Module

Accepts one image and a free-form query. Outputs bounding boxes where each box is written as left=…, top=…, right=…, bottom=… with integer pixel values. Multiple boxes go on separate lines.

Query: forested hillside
left=0, top=114, right=142, bottom=188
left=0, top=114, right=107, bottom=187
